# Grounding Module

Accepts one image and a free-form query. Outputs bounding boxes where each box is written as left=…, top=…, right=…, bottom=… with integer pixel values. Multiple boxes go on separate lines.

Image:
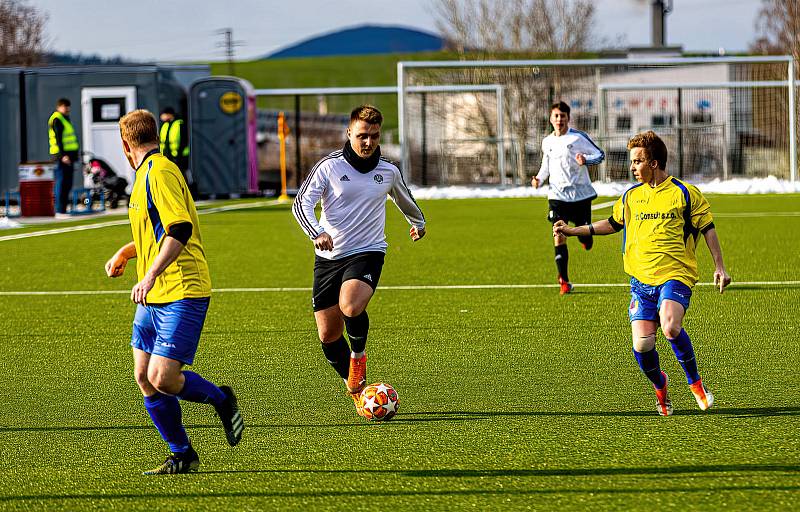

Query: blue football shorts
left=628, top=277, right=692, bottom=323
left=131, top=297, right=210, bottom=365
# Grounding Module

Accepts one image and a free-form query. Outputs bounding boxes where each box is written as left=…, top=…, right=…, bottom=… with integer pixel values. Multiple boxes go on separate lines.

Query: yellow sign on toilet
left=220, top=91, right=243, bottom=114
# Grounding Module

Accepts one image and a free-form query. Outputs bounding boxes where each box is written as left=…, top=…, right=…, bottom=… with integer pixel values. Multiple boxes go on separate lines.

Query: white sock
left=351, top=351, right=365, bottom=359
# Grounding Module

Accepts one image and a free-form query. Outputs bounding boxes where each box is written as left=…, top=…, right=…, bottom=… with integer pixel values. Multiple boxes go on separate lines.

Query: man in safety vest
left=48, top=98, right=80, bottom=215
left=159, top=107, right=190, bottom=187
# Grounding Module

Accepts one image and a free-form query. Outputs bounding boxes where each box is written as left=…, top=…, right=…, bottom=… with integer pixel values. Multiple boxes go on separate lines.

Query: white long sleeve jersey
left=536, top=128, right=605, bottom=202
left=292, top=149, right=426, bottom=260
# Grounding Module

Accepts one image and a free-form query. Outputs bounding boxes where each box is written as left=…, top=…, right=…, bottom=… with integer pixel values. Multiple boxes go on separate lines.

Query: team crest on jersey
left=373, top=174, right=384, bottom=184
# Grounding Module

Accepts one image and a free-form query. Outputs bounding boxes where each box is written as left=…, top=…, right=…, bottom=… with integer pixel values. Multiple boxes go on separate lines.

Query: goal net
left=399, top=56, right=795, bottom=186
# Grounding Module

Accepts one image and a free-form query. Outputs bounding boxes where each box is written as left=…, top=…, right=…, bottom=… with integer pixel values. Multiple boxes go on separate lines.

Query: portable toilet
left=189, top=77, right=258, bottom=197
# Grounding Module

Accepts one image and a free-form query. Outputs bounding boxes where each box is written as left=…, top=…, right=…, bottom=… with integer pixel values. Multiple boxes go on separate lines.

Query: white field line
left=1, top=280, right=798, bottom=296
left=591, top=200, right=616, bottom=211
left=0, top=200, right=280, bottom=243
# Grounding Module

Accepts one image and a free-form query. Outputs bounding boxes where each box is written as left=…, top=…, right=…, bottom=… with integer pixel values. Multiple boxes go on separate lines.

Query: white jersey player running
left=292, top=105, right=425, bottom=416
left=532, top=101, right=605, bottom=295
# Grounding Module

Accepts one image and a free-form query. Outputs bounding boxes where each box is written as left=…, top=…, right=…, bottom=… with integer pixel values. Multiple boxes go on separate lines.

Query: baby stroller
left=83, top=153, right=128, bottom=209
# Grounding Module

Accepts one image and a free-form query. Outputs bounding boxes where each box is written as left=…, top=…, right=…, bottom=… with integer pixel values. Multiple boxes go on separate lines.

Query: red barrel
left=19, top=162, right=55, bottom=217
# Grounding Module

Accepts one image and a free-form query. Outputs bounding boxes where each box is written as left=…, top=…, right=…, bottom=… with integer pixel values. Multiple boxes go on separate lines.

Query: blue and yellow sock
left=177, top=370, right=225, bottom=406
left=143, top=392, right=190, bottom=454
left=668, top=329, right=701, bottom=384
left=633, top=348, right=666, bottom=388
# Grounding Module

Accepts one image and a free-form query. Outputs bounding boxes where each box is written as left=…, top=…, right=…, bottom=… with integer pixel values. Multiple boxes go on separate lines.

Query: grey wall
left=0, top=65, right=189, bottom=195
left=159, top=65, right=210, bottom=92
left=23, top=66, right=164, bottom=163
left=0, top=69, right=21, bottom=196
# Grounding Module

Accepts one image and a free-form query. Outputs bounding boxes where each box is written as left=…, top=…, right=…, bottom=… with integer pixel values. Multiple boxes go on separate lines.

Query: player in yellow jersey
left=104, top=110, right=243, bottom=474
left=554, top=130, right=731, bottom=416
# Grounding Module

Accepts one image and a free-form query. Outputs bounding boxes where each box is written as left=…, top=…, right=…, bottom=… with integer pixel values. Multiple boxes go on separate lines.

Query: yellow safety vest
left=159, top=119, right=189, bottom=158
left=48, top=111, right=79, bottom=155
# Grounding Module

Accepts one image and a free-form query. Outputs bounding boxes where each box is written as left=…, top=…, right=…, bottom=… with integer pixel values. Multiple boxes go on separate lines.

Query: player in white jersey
left=532, top=101, right=605, bottom=295
left=292, top=105, right=426, bottom=415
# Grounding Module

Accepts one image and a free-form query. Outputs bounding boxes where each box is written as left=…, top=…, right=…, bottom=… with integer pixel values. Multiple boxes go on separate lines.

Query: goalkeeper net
left=399, top=56, right=795, bottom=186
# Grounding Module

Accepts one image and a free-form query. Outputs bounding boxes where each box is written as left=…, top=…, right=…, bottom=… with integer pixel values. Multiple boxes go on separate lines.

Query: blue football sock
left=177, top=370, right=225, bottom=406
left=143, top=392, right=190, bottom=454
left=633, top=348, right=666, bottom=388
left=668, top=329, right=701, bottom=384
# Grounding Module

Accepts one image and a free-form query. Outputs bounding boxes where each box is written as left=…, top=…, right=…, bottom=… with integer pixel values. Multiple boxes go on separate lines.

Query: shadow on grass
left=195, top=463, right=800, bottom=478
left=395, top=406, right=800, bottom=420
left=2, top=406, right=798, bottom=433
left=3, top=477, right=799, bottom=502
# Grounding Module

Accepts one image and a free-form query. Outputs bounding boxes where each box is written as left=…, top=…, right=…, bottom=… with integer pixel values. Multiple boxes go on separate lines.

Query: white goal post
left=398, top=55, right=796, bottom=186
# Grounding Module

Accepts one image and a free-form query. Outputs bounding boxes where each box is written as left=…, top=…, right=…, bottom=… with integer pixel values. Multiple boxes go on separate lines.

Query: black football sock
left=555, top=244, right=569, bottom=282
left=321, top=335, right=350, bottom=380
left=344, top=310, right=369, bottom=355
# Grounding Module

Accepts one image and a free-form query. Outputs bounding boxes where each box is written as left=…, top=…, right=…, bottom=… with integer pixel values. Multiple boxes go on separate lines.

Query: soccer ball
left=360, top=382, right=399, bottom=421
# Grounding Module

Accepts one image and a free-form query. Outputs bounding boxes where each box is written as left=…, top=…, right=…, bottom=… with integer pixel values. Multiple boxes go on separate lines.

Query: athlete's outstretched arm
left=703, top=227, right=731, bottom=293
left=105, top=241, right=136, bottom=278
left=553, top=219, right=617, bottom=238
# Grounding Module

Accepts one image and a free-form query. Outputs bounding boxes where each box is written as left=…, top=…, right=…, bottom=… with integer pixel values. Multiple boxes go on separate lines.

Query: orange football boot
left=347, top=354, right=367, bottom=394
left=558, top=277, right=573, bottom=295
left=689, top=379, right=715, bottom=411
left=654, top=371, right=673, bottom=416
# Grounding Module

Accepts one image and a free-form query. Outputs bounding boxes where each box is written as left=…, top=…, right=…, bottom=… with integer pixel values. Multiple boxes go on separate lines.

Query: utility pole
left=217, top=28, right=242, bottom=76
left=651, top=0, right=673, bottom=47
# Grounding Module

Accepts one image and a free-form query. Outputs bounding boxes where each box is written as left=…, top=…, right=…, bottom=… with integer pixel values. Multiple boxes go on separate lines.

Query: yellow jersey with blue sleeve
left=609, top=176, right=714, bottom=287
left=128, top=149, right=211, bottom=303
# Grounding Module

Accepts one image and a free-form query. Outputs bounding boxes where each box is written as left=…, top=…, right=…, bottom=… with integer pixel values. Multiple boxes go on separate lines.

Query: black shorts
left=547, top=198, right=593, bottom=226
left=312, top=251, right=385, bottom=311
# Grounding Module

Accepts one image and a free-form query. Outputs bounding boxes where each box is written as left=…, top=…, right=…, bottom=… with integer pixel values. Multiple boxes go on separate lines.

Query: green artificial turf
left=0, top=195, right=798, bottom=510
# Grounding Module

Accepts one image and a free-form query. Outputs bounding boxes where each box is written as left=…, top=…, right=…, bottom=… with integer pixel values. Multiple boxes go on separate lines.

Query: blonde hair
left=119, top=109, right=159, bottom=148
left=627, top=130, right=668, bottom=169
left=350, top=104, right=383, bottom=126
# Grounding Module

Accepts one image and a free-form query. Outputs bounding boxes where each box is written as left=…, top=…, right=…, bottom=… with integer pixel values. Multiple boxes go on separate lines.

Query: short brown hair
left=627, top=130, right=668, bottom=169
left=56, top=98, right=70, bottom=107
left=550, top=101, right=570, bottom=116
left=350, top=104, right=383, bottom=126
left=119, top=109, right=159, bottom=148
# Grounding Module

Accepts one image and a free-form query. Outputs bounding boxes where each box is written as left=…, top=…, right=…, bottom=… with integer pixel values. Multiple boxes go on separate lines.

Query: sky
left=33, top=0, right=763, bottom=62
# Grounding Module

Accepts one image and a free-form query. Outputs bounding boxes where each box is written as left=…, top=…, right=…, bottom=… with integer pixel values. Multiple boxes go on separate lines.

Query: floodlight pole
left=789, top=59, right=797, bottom=182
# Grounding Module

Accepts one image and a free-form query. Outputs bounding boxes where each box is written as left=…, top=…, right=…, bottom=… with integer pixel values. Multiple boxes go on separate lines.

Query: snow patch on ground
left=410, top=177, right=800, bottom=199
